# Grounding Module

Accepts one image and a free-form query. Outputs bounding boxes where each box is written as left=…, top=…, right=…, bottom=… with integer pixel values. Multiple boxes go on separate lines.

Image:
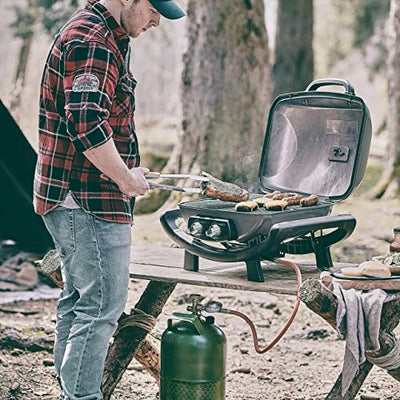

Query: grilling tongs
left=145, top=172, right=209, bottom=194
left=100, top=171, right=209, bottom=194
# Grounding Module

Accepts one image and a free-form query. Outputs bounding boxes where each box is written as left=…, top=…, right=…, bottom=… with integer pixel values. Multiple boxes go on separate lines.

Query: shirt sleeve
left=63, top=41, right=119, bottom=153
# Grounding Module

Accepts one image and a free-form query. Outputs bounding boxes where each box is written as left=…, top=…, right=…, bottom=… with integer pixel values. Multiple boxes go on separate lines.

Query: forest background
left=0, top=0, right=393, bottom=200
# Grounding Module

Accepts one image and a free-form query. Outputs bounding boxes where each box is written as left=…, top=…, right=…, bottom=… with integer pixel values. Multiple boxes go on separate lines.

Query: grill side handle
left=266, top=214, right=356, bottom=270
left=160, top=209, right=356, bottom=270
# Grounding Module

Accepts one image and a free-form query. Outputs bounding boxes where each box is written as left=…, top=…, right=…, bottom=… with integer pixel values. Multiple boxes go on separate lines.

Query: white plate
left=331, top=271, right=400, bottom=281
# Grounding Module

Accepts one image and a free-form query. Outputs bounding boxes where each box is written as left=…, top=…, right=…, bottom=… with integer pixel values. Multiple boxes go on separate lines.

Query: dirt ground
left=1, top=196, right=400, bottom=400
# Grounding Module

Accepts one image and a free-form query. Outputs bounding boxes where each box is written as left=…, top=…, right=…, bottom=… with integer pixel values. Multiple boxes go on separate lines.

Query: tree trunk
left=367, top=0, right=400, bottom=199
left=165, top=0, right=271, bottom=190
left=10, top=34, right=34, bottom=112
left=273, top=0, right=314, bottom=98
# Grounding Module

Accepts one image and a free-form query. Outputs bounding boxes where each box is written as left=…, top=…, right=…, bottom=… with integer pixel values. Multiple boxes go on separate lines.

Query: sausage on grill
left=272, top=192, right=297, bottom=200
left=282, top=194, right=303, bottom=205
left=264, top=191, right=281, bottom=199
left=300, top=194, right=319, bottom=207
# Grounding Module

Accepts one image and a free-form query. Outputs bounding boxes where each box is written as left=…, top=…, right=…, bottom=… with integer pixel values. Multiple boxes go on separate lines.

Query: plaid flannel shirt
left=34, top=0, right=139, bottom=224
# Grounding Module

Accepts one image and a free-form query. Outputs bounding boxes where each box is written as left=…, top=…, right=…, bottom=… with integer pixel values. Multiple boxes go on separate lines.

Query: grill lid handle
left=305, top=78, right=355, bottom=95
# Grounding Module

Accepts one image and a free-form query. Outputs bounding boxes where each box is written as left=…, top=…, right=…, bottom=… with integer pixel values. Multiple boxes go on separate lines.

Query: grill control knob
left=189, top=221, right=204, bottom=237
left=205, top=224, right=222, bottom=240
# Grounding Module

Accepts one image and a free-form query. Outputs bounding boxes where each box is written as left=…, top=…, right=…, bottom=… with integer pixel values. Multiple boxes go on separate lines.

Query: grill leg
left=315, top=246, right=333, bottom=271
left=245, top=259, right=264, bottom=282
left=183, top=251, right=199, bottom=272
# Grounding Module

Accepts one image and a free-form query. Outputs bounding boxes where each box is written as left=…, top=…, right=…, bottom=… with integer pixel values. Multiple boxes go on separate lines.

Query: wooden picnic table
left=101, top=242, right=400, bottom=400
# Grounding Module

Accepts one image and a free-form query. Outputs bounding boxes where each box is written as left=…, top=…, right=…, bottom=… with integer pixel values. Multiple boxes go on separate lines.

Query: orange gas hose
left=228, top=259, right=302, bottom=353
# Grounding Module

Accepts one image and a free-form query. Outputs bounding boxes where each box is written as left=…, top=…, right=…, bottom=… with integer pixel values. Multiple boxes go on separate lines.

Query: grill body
left=161, top=79, right=371, bottom=282
left=179, top=195, right=333, bottom=242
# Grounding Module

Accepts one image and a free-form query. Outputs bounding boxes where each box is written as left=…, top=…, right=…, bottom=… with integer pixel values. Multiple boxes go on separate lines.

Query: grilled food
left=272, top=192, right=297, bottom=200
left=235, top=201, right=258, bottom=212
left=201, top=172, right=249, bottom=202
left=282, top=194, right=303, bottom=205
left=254, top=197, right=274, bottom=207
left=300, top=194, right=319, bottom=206
left=264, top=200, right=288, bottom=211
left=264, top=191, right=281, bottom=199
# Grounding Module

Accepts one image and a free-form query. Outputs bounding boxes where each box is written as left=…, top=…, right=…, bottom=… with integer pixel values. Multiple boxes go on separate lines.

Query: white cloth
left=332, top=283, right=392, bottom=395
left=60, top=192, right=80, bottom=209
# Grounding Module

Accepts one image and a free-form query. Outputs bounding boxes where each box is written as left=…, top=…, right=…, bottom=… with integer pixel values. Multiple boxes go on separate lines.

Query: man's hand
left=83, top=140, right=150, bottom=197
left=116, top=167, right=150, bottom=197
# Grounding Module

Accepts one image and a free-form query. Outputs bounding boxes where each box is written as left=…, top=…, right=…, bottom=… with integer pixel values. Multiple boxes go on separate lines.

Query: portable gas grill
left=160, top=79, right=372, bottom=282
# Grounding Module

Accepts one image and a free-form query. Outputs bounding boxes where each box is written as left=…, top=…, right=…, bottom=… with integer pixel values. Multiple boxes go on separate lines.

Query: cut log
left=0, top=325, right=53, bottom=353
left=133, top=337, right=160, bottom=382
left=299, top=277, right=338, bottom=329
left=101, top=281, right=176, bottom=400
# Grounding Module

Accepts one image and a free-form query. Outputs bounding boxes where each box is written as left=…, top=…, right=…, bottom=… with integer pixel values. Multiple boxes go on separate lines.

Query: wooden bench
left=101, top=242, right=400, bottom=400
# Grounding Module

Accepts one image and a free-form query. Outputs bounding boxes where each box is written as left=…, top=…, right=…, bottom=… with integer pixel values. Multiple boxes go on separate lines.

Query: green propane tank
left=160, top=305, right=227, bottom=400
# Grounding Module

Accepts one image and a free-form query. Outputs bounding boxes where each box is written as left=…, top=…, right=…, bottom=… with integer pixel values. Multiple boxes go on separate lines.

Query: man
left=33, top=0, right=185, bottom=398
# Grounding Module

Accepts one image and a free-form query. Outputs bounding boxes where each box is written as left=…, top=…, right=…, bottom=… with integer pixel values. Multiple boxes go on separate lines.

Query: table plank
left=130, top=243, right=356, bottom=295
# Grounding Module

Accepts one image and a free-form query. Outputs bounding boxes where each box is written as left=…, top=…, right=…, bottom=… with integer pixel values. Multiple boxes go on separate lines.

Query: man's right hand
left=116, top=167, right=150, bottom=197
left=83, top=140, right=151, bottom=198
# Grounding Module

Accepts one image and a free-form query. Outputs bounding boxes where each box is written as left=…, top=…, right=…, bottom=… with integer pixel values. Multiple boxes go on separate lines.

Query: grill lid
left=258, top=79, right=372, bottom=201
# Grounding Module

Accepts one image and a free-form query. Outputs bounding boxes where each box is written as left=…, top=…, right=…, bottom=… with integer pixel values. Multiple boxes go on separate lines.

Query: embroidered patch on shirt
left=72, top=74, right=100, bottom=92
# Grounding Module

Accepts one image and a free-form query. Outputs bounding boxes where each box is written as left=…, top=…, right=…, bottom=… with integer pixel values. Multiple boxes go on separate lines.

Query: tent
left=0, top=99, right=53, bottom=252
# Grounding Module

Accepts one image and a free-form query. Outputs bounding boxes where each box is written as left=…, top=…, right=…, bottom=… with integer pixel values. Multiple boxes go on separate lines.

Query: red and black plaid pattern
left=34, top=1, right=139, bottom=223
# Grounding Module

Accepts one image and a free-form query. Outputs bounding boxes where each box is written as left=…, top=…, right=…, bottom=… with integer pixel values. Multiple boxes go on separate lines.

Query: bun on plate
left=341, top=267, right=365, bottom=277
left=359, top=260, right=391, bottom=278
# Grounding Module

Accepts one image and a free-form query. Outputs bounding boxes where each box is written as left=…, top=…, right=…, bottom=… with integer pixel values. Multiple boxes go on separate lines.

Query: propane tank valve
left=186, top=293, right=204, bottom=315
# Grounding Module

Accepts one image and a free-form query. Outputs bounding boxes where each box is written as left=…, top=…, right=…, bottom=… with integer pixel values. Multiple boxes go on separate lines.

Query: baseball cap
left=149, top=0, right=186, bottom=20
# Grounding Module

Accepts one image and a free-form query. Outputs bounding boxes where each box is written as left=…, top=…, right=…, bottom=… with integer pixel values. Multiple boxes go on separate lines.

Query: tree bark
left=325, top=361, right=374, bottom=400
left=273, top=0, right=314, bottom=98
left=367, top=0, right=400, bottom=199
left=101, top=281, right=176, bottom=400
left=165, top=0, right=271, bottom=190
left=10, top=34, right=33, bottom=112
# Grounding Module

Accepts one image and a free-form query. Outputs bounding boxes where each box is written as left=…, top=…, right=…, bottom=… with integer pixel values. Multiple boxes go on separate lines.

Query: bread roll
left=254, top=197, right=274, bottom=207
left=341, top=267, right=365, bottom=277
left=359, top=261, right=391, bottom=278
left=265, top=200, right=288, bottom=211
left=235, top=201, right=258, bottom=212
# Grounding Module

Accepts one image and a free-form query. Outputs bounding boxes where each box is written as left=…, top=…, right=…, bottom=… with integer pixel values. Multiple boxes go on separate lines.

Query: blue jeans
left=42, top=207, right=132, bottom=400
